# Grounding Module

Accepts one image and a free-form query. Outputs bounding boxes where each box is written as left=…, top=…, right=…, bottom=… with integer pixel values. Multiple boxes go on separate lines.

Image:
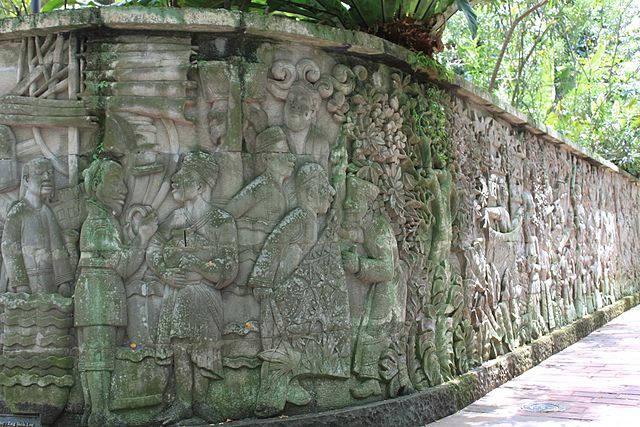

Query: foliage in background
left=439, top=0, right=640, bottom=175
left=0, top=0, right=30, bottom=16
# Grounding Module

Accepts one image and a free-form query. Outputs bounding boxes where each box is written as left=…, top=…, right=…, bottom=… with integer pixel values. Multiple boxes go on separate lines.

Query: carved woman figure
left=146, top=151, right=238, bottom=425
left=75, top=159, right=157, bottom=427
left=248, top=163, right=351, bottom=418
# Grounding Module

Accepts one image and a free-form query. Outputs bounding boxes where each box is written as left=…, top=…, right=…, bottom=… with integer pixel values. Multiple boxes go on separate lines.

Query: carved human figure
left=226, top=126, right=296, bottom=288
left=424, top=147, right=456, bottom=264
left=339, top=176, right=404, bottom=399
left=248, top=163, right=352, bottom=418
left=146, top=151, right=238, bottom=425
left=74, top=159, right=157, bottom=427
left=1, top=158, right=73, bottom=296
left=282, top=80, right=321, bottom=156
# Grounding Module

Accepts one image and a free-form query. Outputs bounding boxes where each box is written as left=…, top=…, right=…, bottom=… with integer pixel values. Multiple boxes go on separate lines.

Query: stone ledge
left=226, top=292, right=640, bottom=427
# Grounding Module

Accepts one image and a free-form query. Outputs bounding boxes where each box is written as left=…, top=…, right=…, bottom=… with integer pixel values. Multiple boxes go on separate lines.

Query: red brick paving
left=432, top=304, right=640, bottom=426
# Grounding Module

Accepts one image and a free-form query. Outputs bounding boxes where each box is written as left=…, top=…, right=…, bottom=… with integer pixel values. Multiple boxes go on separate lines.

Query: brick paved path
left=433, top=304, right=640, bottom=426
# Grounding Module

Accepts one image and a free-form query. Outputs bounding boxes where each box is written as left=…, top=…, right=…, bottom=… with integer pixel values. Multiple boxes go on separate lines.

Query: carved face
left=95, top=163, right=127, bottom=216
left=302, top=177, right=334, bottom=215
left=25, top=160, right=54, bottom=199
left=266, top=153, right=296, bottom=180
left=171, top=167, right=202, bottom=204
left=284, top=85, right=317, bottom=132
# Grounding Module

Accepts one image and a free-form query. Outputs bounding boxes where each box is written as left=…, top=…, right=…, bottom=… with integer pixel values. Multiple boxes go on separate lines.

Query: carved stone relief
left=0, top=23, right=637, bottom=427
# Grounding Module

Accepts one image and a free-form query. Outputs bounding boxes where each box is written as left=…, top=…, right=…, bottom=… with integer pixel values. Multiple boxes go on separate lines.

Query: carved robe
left=249, top=212, right=351, bottom=379
left=351, top=214, right=403, bottom=380
left=1, top=200, right=73, bottom=294
left=148, top=205, right=238, bottom=379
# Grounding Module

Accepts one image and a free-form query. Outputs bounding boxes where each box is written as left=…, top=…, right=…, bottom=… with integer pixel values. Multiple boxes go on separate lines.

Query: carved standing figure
left=340, top=176, right=404, bottom=399
left=147, top=151, right=238, bottom=425
left=75, top=159, right=157, bottom=427
left=2, top=158, right=74, bottom=296
left=249, top=163, right=352, bottom=418
left=226, top=126, right=296, bottom=288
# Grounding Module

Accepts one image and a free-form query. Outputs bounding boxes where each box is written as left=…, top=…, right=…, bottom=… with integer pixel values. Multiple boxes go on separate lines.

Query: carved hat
left=254, top=126, right=289, bottom=154
left=83, top=158, right=122, bottom=198
left=345, top=175, right=379, bottom=205
left=181, top=150, right=218, bottom=189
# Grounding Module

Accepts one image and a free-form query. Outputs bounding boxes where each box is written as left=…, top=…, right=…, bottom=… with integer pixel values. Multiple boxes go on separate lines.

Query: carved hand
left=58, top=282, right=72, bottom=298
left=137, top=210, right=159, bottom=242
left=253, top=287, right=273, bottom=301
left=342, top=249, right=360, bottom=274
left=178, top=253, right=202, bottom=272
left=164, top=268, right=189, bottom=289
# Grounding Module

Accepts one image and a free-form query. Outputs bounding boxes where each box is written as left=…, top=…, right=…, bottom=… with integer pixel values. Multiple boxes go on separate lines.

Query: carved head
left=22, top=158, right=54, bottom=200
left=84, top=159, right=127, bottom=216
left=284, top=81, right=321, bottom=132
left=295, top=163, right=334, bottom=215
left=343, top=176, right=379, bottom=226
left=172, top=151, right=218, bottom=204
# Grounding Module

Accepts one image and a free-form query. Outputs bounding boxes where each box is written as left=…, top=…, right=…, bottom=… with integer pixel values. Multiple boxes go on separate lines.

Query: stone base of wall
left=227, top=293, right=640, bottom=427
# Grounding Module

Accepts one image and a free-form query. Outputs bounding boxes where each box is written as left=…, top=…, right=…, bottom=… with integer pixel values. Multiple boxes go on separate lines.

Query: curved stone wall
left=0, top=8, right=638, bottom=426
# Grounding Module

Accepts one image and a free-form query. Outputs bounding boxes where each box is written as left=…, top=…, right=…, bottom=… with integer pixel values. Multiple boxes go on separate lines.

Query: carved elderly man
left=339, top=176, right=403, bottom=399
left=74, top=158, right=157, bottom=427
left=147, top=151, right=238, bottom=425
left=1, top=157, right=73, bottom=296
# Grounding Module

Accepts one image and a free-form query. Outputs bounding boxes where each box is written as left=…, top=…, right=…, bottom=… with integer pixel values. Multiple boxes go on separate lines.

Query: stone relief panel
left=0, top=26, right=638, bottom=427
left=0, top=31, right=95, bottom=424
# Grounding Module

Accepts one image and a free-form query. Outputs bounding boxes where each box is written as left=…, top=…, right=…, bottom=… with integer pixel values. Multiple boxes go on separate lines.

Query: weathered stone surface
left=0, top=8, right=638, bottom=427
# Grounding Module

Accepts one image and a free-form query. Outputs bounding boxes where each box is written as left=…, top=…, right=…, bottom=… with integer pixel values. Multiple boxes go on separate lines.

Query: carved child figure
left=75, top=158, right=157, bottom=427
left=339, top=176, right=403, bottom=399
left=147, top=151, right=238, bottom=425
left=2, top=157, right=74, bottom=296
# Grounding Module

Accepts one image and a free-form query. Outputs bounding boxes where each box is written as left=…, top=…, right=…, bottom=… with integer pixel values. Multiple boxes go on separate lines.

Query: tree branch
left=488, top=0, right=549, bottom=92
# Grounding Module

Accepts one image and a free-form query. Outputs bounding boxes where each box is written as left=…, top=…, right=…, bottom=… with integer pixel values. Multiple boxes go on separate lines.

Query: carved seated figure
left=1, top=157, right=73, bottom=296
left=146, top=151, right=238, bottom=425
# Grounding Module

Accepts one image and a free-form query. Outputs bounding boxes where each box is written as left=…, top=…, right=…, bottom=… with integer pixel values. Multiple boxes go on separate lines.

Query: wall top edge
left=1, top=7, right=635, bottom=184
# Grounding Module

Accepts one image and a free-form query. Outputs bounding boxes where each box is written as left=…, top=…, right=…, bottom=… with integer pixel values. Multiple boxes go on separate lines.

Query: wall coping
left=1, top=6, right=636, bottom=184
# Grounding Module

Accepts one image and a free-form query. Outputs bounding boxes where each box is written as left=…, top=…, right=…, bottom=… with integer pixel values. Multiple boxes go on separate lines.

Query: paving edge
left=227, top=293, right=640, bottom=427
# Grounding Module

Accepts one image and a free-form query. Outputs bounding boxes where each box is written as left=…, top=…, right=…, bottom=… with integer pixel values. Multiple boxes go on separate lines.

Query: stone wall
left=0, top=8, right=637, bottom=426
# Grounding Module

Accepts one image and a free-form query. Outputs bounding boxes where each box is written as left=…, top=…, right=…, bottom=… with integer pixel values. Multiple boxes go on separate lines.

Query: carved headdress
left=180, top=150, right=219, bottom=190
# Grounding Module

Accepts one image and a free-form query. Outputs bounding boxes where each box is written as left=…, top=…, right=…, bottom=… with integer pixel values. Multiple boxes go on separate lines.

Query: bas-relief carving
left=0, top=28, right=638, bottom=426
left=74, top=159, right=157, bottom=426
left=147, top=151, right=238, bottom=424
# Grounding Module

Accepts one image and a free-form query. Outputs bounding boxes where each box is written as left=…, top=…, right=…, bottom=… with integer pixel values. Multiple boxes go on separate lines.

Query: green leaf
left=455, top=0, right=477, bottom=39
left=41, top=0, right=77, bottom=12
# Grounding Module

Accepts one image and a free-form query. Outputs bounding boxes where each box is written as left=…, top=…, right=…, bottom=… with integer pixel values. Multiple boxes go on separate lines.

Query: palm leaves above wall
left=265, top=0, right=478, bottom=55
left=34, top=0, right=478, bottom=55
